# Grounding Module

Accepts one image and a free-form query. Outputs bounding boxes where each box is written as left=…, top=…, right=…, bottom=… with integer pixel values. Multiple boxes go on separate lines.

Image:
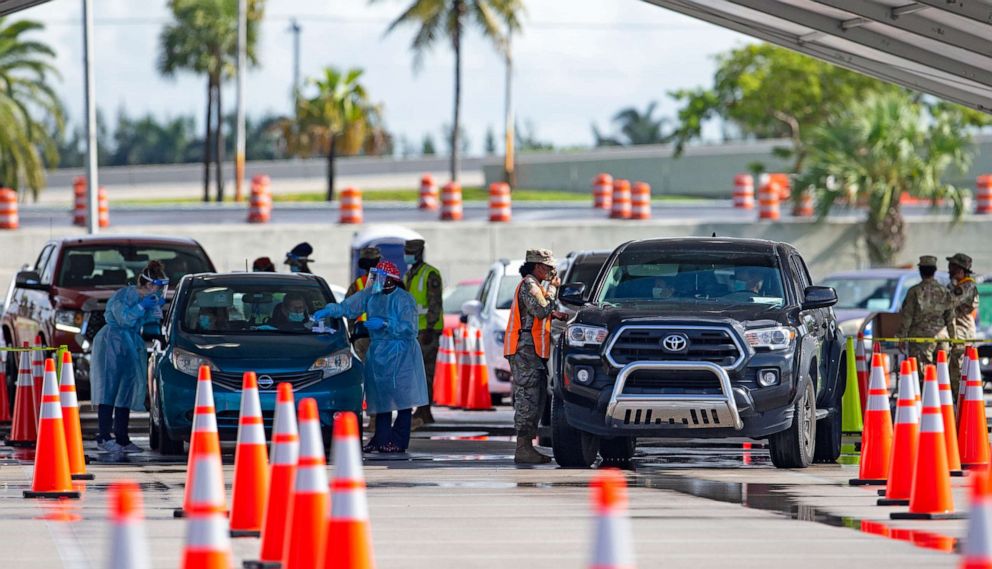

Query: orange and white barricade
left=419, top=174, right=438, bottom=210
left=732, top=173, right=754, bottom=209
left=248, top=175, right=272, bottom=223
left=758, top=175, right=781, bottom=221
left=97, top=187, right=110, bottom=228
left=630, top=181, right=651, bottom=220
left=489, top=182, right=511, bottom=222
left=793, top=190, right=814, bottom=217
left=72, top=176, right=87, bottom=226
left=592, top=173, right=613, bottom=210
left=440, top=181, right=463, bottom=221
left=340, top=186, right=363, bottom=224
left=976, top=174, right=992, bottom=214
left=0, top=188, right=17, bottom=229
left=610, top=179, right=631, bottom=220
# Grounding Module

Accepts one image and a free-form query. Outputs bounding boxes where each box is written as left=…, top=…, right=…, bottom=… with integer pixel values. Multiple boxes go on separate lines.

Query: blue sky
left=22, top=0, right=754, bottom=151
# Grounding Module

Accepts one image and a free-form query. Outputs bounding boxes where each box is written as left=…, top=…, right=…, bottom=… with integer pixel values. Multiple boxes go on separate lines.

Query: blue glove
left=158, top=296, right=167, bottom=306
left=312, top=304, right=343, bottom=321
left=139, top=295, right=158, bottom=310
left=364, top=317, right=387, bottom=331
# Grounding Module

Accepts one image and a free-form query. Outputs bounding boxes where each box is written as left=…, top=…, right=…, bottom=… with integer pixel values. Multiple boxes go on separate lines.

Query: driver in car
left=737, top=267, right=767, bottom=295
left=271, top=292, right=310, bottom=330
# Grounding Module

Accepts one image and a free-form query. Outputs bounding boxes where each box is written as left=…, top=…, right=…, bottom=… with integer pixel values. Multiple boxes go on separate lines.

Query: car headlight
left=567, top=324, right=609, bottom=347
left=55, top=309, right=84, bottom=334
left=495, top=330, right=506, bottom=345
left=310, top=348, right=353, bottom=378
left=744, top=326, right=796, bottom=351
left=171, top=347, right=218, bottom=377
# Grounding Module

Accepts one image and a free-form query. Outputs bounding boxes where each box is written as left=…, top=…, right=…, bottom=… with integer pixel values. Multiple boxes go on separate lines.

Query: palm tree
left=798, top=92, right=974, bottom=265
left=0, top=17, right=62, bottom=201
left=376, top=0, right=524, bottom=182
left=593, top=102, right=672, bottom=146
left=158, top=0, right=264, bottom=202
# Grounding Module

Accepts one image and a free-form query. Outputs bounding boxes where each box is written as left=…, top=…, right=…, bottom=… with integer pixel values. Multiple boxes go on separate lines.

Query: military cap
left=359, top=246, right=381, bottom=260
left=946, top=252, right=973, bottom=272
left=404, top=239, right=425, bottom=253
left=286, top=242, right=314, bottom=261
left=917, top=255, right=937, bottom=268
left=525, top=249, right=556, bottom=266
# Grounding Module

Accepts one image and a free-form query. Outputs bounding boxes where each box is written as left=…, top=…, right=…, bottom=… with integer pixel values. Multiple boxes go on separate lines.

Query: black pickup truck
left=551, top=237, right=845, bottom=468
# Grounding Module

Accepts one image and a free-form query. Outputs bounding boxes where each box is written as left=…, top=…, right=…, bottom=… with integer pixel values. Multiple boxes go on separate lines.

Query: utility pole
left=289, top=19, right=301, bottom=111
left=82, top=0, right=99, bottom=234
left=502, top=24, right=516, bottom=188
left=234, top=0, right=247, bottom=202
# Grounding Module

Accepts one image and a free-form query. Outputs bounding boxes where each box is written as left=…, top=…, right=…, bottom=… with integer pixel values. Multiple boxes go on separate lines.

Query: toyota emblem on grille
left=257, top=375, right=275, bottom=389
left=661, top=333, right=689, bottom=353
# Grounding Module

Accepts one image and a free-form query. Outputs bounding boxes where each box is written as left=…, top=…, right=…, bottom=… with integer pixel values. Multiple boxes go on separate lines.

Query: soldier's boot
left=413, top=405, right=435, bottom=426
left=514, top=437, right=551, bottom=465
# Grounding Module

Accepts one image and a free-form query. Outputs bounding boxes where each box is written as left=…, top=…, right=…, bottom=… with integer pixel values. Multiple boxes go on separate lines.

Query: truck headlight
left=171, top=348, right=218, bottom=377
left=310, top=348, right=353, bottom=378
left=55, top=309, right=84, bottom=334
left=744, top=326, right=796, bottom=351
left=567, top=324, right=608, bottom=347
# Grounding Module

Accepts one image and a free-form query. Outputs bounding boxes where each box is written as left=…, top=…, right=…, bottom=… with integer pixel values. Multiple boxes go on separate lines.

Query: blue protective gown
left=90, top=286, right=158, bottom=411
left=326, top=287, right=428, bottom=414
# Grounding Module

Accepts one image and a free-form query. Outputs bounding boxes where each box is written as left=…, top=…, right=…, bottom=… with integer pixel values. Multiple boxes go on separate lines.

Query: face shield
left=141, top=274, right=170, bottom=298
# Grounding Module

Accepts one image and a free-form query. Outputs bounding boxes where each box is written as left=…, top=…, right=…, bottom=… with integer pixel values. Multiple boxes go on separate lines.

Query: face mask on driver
left=287, top=311, right=305, bottom=322
left=198, top=315, right=213, bottom=329
left=652, top=287, right=672, bottom=299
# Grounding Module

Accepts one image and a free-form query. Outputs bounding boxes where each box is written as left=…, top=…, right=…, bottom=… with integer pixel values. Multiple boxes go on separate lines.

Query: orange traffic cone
left=958, top=346, right=990, bottom=470
left=443, top=327, right=461, bottom=407
left=176, top=365, right=222, bottom=518
left=855, top=332, right=868, bottom=417
left=433, top=328, right=453, bottom=406
left=936, top=350, right=963, bottom=476
left=324, top=411, right=375, bottom=569
left=457, top=325, right=472, bottom=408
left=248, top=382, right=299, bottom=569
left=6, top=348, right=37, bottom=446
left=230, top=372, right=269, bottom=538
left=588, top=469, right=636, bottom=569
left=878, top=361, right=918, bottom=506
left=961, top=470, right=992, bottom=569
left=181, top=412, right=231, bottom=569
left=59, top=351, right=92, bottom=480
left=892, top=364, right=962, bottom=520
left=283, top=398, right=329, bottom=569
left=107, top=480, right=151, bottom=569
left=24, top=358, right=79, bottom=499
left=850, top=353, right=893, bottom=486
left=464, top=329, right=494, bottom=411
left=31, top=336, right=43, bottom=417
left=0, top=369, right=11, bottom=424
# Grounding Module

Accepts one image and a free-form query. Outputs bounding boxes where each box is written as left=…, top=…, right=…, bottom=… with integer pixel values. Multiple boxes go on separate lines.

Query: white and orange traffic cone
left=457, top=325, right=472, bottom=408
left=432, top=328, right=454, bottom=406
left=107, top=480, right=151, bottom=569
left=31, top=336, right=43, bottom=418
left=6, top=347, right=37, bottom=446
left=961, top=470, right=992, bottom=569
left=24, top=358, right=79, bottom=499
left=936, top=350, right=963, bottom=476
left=850, top=353, right=893, bottom=486
left=248, top=382, right=299, bottom=569
left=324, top=411, right=375, bottom=569
left=59, top=351, right=91, bottom=481
left=464, top=329, right=494, bottom=411
left=230, top=372, right=269, bottom=538
left=283, top=398, right=329, bottom=569
left=878, top=361, right=918, bottom=507
left=892, top=365, right=961, bottom=520
left=176, top=365, right=222, bottom=518
left=181, top=414, right=231, bottom=569
left=959, top=346, right=990, bottom=470
left=588, top=469, right=636, bottom=569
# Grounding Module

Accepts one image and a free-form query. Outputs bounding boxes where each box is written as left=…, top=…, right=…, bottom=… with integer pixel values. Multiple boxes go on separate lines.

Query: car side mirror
left=559, top=282, right=587, bottom=306
left=802, top=286, right=838, bottom=310
left=461, top=299, right=483, bottom=317
left=14, top=270, right=47, bottom=291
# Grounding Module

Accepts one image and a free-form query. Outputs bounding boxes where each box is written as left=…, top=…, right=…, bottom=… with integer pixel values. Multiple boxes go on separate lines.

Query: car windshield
left=595, top=251, right=787, bottom=308
left=443, top=282, right=479, bottom=313
left=57, top=245, right=212, bottom=288
left=820, top=277, right=906, bottom=310
left=181, top=283, right=335, bottom=335
left=495, top=275, right=523, bottom=310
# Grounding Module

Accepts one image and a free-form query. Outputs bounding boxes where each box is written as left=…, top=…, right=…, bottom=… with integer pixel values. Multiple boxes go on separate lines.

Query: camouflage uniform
left=948, top=278, right=979, bottom=397
left=898, top=277, right=952, bottom=369
left=508, top=273, right=558, bottom=439
left=404, top=239, right=443, bottom=424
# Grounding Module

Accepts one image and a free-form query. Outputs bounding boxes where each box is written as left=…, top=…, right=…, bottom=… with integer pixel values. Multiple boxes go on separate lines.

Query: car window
left=35, top=244, right=55, bottom=284
left=443, top=283, right=479, bottom=313
left=495, top=275, right=523, bottom=310
left=566, top=256, right=607, bottom=290
left=57, top=245, right=212, bottom=288
left=182, top=283, right=334, bottom=334
left=821, top=277, right=900, bottom=310
left=477, top=270, right=495, bottom=306
left=789, top=256, right=811, bottom=300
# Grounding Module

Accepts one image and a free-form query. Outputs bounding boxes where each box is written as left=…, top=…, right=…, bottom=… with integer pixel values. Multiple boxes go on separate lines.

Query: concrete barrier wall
left=2, top=218, right=988, bottom=297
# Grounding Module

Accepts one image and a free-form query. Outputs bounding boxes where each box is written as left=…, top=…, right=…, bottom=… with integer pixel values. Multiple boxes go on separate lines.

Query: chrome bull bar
left=605, top=362, right=744, bottom=430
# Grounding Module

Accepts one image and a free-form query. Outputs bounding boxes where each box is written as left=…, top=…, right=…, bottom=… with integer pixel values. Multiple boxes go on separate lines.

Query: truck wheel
left=768, top=380, right=816, bottom=469
left=156, top=401, right=185, bottom=456
left=813, top=408, right=842, bottom=463
left=551, top=394, right=599, bottom=468
left=600, top=437, right=636, bottom=464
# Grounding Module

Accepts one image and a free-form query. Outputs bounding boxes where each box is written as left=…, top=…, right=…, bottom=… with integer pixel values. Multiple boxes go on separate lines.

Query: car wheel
left=813, top=407, right=842, bottom=464
left=551, top=394, right=599, bottom=468
left=599, top=436, right=636, bottom=465
left=148, top=409, right=160, bottom=451
left=768, top=379, right=816, bottom=469
left=156, top=400, right=185, bottom=456
left=490, top=394, right=503, bottom=406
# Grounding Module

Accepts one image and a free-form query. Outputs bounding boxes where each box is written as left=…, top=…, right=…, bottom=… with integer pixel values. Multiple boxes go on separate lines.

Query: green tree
left=593, top=102, right=671, bottom=147
left=158, top=0, right=265, bottom=202
left=111, top=108, right=197, bottom=166
left=797, top=92, right=974, bottom=265
left=0, top=17, right=62, bottom=200
left=376, top=0, right=524, bottom=182
left=422, top=134, right=436, bottom=156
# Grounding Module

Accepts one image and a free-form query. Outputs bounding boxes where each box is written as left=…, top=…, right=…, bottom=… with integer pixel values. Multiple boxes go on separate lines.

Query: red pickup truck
left=2, top=235, right=215, bottom=400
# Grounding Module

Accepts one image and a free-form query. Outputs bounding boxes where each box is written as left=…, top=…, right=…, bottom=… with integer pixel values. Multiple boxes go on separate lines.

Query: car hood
left=574, top=302, right=790, bottom=330
left=175, top=332, right=344, bottom=371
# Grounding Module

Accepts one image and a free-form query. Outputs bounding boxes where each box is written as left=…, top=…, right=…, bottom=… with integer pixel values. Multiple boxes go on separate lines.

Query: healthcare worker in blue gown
left=313, top=260, right=428, bottom=453
left=91, top=260, right=169, bottom=453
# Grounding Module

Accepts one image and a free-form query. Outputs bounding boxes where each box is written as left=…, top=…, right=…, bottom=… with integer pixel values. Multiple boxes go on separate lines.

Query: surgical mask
left=290, top=265, right=302, bottom=273
left=403, top=254, right=417, bottom=266
left=652, top=288, right=672, bottom=299
left=198, top=315, right=213, bottom=329
left=287, top=311, right=305, bottom=322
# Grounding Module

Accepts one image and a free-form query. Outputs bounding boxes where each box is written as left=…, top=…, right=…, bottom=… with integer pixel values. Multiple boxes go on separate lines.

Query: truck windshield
left=57, top=245, right=212, bottom=288
left=182, top=283, right=335, bottom=335
left=595, top=251, right=786, bottom=308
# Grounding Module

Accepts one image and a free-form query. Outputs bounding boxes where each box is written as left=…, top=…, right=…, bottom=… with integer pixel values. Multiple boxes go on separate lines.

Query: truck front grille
left=624, top=369, right=722, bottom=392
left=211, top=370, right=324, bottom=391
left=608, top=326, right=741, bottom=367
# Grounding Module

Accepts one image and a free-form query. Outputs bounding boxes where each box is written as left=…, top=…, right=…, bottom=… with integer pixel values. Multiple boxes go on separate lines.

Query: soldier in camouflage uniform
left=504, top=249, right=568, bottom=464
left=403, top=239, right=443, bottom=427
left=898, top=256, right=953, bottom=372
left=947, top=252, right=980, bottom=399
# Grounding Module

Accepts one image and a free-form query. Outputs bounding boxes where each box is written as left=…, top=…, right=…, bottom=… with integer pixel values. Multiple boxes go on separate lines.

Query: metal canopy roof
left=642, top=0, right=992, bottom=113
left=0, top=0, right=49, bottom=16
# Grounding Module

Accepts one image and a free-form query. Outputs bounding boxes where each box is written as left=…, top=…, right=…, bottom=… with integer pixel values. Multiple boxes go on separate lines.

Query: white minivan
left=461, top=259, right=523, bottom=405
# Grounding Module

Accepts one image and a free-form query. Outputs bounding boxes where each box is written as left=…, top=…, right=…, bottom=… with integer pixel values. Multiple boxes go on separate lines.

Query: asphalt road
left=0, top=407, right=967, bottom=568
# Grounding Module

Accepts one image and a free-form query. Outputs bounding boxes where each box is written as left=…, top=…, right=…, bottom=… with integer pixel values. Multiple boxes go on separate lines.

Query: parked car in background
left=819, top=268, right=947, bottom=337
left=1, top=235, right=214, bottom=400
left=148, top=272, right=363, bottom=455
left=443, top=278, right=481, bottom=330
left=462, top=259, right=523, bottom=405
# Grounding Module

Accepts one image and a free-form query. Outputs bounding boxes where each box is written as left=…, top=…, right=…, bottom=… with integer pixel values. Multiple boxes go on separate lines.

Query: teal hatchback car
left=148, top=272, right=363, bottom=455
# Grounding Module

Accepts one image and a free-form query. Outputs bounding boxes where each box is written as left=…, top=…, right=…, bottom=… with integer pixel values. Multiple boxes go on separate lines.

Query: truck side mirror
left=14, top=270, right=47, bottom=291
left=559, top=282, right=587, bottom=306
left=802, top=286, right=838, bottom=310
left=461, top=299, right=483, bottom=317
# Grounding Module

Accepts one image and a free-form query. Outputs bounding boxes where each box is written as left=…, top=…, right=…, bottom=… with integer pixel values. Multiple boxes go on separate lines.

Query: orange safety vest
left=354, top=274, right=369, bottom=322
left=504, top=280, right=552, bottom=359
